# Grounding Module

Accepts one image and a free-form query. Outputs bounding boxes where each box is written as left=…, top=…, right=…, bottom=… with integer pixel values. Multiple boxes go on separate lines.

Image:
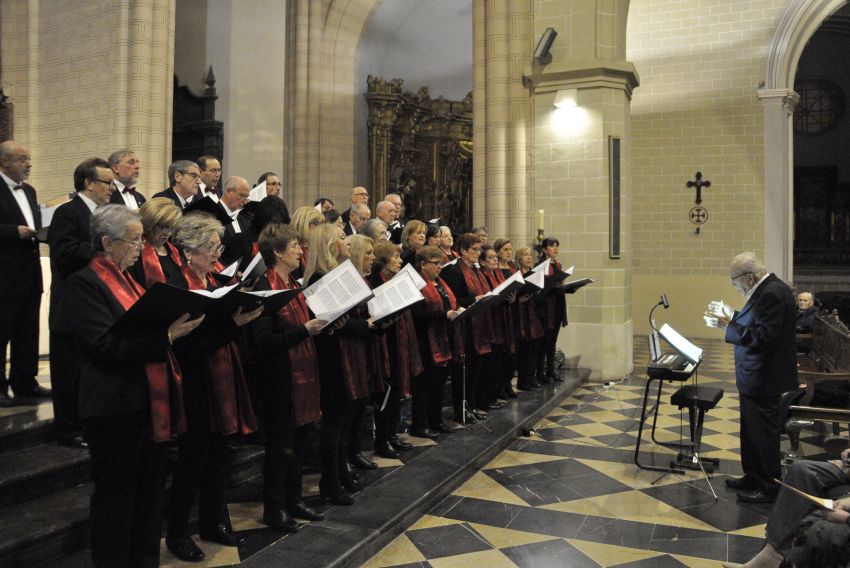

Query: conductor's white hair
left=731, top=251, right=766, bottom=278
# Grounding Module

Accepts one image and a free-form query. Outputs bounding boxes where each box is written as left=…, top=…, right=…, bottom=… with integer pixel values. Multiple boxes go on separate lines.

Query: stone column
left=473, top=0, right=533, bottom=244
left=758, top=88, right=798, bottom=283
left=527, top=0, right=637, bottom=380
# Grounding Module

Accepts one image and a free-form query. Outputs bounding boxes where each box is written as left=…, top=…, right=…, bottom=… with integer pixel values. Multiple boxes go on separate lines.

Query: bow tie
left=12, top=184, right=23, bottom=191
left=123, top=187, right=136, bottom=194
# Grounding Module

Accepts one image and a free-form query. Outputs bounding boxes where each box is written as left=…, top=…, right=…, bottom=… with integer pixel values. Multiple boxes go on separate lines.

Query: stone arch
left=759, top=0, right=847, bottom=281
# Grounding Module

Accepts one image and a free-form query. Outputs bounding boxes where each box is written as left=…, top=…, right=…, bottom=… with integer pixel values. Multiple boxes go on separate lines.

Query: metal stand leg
left=634, top=377, right=685, bottom=474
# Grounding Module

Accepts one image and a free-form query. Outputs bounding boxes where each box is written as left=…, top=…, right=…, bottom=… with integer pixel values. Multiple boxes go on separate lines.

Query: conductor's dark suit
left=725, top=273, right=798, bottom=493
left=0, top=175, right=42, bottom=395
left=48, top=195, right=96, bottom=437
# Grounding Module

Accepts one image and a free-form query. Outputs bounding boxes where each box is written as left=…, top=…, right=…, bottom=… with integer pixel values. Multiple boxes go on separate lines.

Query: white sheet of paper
left=659, top=323, right=703, bottom=364
left=398, top=262, right=427, bottom=290
left=441, top=258, right=458, bottom=268
left=189, top=283, right=239, bottom=299
left=367, top=271, right=423, bottom=321
left=249, top=181, right=267, bottom=202
left=564, top=265, right=575, bottom=276
left=244, top=289, right=286, bottom=298
left=241, top=253, right=264, bottom=281
left=492, top=270, right=525, bottom=294
left=40, top=203, right=62, bottom=228
left=532, top=258, right=551, bottom=274
left=219, top=260, right=239, bottom=278
left=525, top=269, right=545, bottom=289
left=302, top=259, right=373, bottom=327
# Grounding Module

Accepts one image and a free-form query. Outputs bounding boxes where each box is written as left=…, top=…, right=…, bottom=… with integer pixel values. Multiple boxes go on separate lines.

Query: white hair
left=731, top=251, right=766, bottom=278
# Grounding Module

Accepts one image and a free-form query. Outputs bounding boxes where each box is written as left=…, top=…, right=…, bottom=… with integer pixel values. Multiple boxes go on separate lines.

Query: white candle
left=538, top=209, right=545, bottom=230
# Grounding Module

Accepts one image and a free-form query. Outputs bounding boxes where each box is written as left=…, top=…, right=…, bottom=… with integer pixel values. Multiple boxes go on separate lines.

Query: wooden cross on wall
left=686, top=171, right=711, bottom=204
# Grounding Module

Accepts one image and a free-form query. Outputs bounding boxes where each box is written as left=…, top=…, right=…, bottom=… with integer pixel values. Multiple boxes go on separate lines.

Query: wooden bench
left=788, top=311, right=850, bottom=458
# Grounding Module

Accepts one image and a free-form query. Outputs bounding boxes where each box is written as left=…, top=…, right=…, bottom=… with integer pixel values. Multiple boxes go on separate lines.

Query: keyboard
left=647, top=353, right=696, bottom=381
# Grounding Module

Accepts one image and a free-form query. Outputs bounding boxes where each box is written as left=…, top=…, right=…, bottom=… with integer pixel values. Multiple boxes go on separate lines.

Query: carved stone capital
left=757, top=87, right=799, bottom=114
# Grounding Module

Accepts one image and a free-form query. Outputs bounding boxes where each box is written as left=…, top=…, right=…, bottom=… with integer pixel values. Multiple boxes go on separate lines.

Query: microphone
left=660, top=293, right=669, bottom=309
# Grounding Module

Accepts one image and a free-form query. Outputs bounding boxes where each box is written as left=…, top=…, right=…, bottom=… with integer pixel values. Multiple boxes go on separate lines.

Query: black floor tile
left=612, top=554, right=689, bottom=567
left=648, top=524, right=729, bottom=561
left=501, top=538, right=598, bottom=568
left=406, top=523, right=493, bottom=559
left=505, top=478, right=585, bottom=506
left=484, top=463, right=557, bottom=486
left=575, top=515, right=656, bottom=549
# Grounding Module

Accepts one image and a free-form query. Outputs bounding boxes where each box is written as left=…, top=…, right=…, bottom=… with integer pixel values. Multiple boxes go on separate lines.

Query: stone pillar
left=473, top=0, right=533, bottom=244
left=758, top=88, right=798, bottom=283
left=527, top=0, right=637, bottom=380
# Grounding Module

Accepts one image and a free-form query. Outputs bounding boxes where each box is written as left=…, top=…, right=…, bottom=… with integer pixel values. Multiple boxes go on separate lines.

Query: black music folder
left=544, top=268, right=570, bottom=289
left=453, top=294, right=497, bottom=323
left=562, top=277, right=594, bottom=294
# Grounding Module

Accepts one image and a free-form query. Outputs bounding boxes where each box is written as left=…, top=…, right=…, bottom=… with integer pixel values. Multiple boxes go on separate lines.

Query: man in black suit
left=344, top=203, right=370, bottom=236
left=707, top=252, right=798, bottom=503
left=218, top=176, right=251, bottom=260
left=153, top=160, right=200, bottom=210
left=340, top=186, right=368, bottom=227
left=48, top=158, right=114, bottom=446
left=385, top=192, right=406, bottom=243
left=0, top=140, right=49, bottom=406
left=196, top=155, right=222, bottom=199
left=108, top=149, right=145, bottom=210
left=375, top=200, right=400, bottom=243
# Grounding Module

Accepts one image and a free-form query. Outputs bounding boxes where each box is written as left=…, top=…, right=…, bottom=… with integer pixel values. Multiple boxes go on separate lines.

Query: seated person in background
left=797, top=292, right=818, bottom=343
left=724, top=451, right=850, bottom=568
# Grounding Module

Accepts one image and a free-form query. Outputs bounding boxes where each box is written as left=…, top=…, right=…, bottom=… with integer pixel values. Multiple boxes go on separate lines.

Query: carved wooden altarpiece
left=365, top=76, right=472, bottom=230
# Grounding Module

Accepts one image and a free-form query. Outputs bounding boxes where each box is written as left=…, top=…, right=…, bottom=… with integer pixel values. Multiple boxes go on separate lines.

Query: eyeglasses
left=731, top=272, right=752, bottom=282
left=207, top=244, right=225, bottom=254
left=116, top=237, right=144, bottom=249
left=468, top=248, right=482, bottom=254
left=180, top=171, right=200, bottom=180
left=92, top=178, right=114, bottom=187
left=236, top=193, right=250, bottom=201
left=267, top=181, right=282, bottom=187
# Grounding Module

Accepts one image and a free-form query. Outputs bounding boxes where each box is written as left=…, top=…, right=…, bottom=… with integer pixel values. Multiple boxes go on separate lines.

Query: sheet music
left=564, top=264, right=575, bottom=276
left=524, top=269, right=544, bottom=289
left=532, top=258, right=551, bottom=274
left=398, top=262, right=427, bottom=290
left=190, top=283, right=239, bottom=299
left=39, top=195, right=72, bottom=228
left=492, top=270, right=524, bottom=294
left=302, top=259, right=373, bottom=326
left=367, top=271, right=423, bottom=321
left=241, top=253, right=264, bottom=281
left=658, top=323, right=703, bottom=364
left=249, top=180, right=267, bottom=202
left=218, top=260, right=239, bottom=278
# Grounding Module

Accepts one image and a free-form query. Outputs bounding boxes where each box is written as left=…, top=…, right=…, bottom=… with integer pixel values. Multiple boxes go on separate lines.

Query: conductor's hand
left=705, top=300, right=733, bottom=328
left=169, top=313, right=205, bottom=341
left=304, top=319, right=326, bottom=336
left=232, top=305, right=264, bottom=327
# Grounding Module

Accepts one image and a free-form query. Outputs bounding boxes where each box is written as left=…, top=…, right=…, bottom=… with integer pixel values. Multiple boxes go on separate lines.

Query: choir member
left=324, top=208, right=344, bottom=228
left=251, top=223, right=326, bottom=528
left=165, top=212, right=264, bottom=562
left=439, top=226, right=459, bottom=260
left=290, top=205, right=324, bottom=278
left=481, top=244, right=517, bottom=403
left=538, top=237, right=567, bottom=383
left=59, top=205, right=203, bottom=568
left=440, top=233, right=493, bottom=422
left=514, top=246, right=545, bottom=390
left=369, top=243, right=423, bottom=457
left=425, top=223, right=441, bottom=247
left=494, top=239, right=515, bottom=272
left=223, top=195, right=290, bottom=269
left=303, top=223, right=367, bottom=505
left=360, top=218, right=389, bottom=243
left=494, top=239, right=518, bottom=398
left=128, top=197, right=183, bottom=289
left=410, top=246, right=464, bottom=438
left=400, top=219, right=426, bottom=266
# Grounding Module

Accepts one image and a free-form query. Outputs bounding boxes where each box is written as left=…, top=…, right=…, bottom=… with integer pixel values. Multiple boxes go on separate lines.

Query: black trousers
left=49, top=331, right=81, bottom=436
left=85, top=413, right=168, bottom=568
left=517, top=339, right=540, bottom=388
left=478, top=348, right=505, bottom=408
left=319, top=393, right=353, bottom=493
left=0, top=293, right=40, bottom=394
left=374, top=388, right=401, bottom=446
left=263, top=404, right=305, bottom=512
left=167, top=427, right=228, bottom=537
left=412, top=366, right=448, bottom=431
left=537, top=327, right=560, bottom=379
left=739, top=393, right=782, bottom=492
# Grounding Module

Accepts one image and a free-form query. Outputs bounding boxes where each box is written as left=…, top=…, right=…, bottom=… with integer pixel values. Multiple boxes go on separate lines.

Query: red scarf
left=376, top=272, right=423, bottom=396
left=266, top=268, right=321, bottom=426
left=483, top=268, right=516, bottom=354
left=419, top=275, right=464, bottom=365
left=90, top=255, right=186, bottom=442
left=251, top=241, right=260, bottom=258
left=181, top=264, right=257, bottom=435
left=140, top=239, right=182, bottom=287
left=337, top=306, right=372, bottom=400
left=458, top=261, right=493, bottom=355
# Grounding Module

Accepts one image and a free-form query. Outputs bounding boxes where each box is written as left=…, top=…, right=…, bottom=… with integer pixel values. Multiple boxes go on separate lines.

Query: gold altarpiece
left=366, top=76, right=473, bottom=231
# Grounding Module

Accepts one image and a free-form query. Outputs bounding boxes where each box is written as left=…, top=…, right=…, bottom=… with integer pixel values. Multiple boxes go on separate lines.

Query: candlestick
left=538, top=209, right=545, bottom=230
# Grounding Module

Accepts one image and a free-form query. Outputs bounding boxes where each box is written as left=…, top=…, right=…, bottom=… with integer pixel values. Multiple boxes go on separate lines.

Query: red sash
left=484, top=269, right=516, bottom=354
left=181, top=264, right=257, bottom=435
left=376, top=273, right=423, bottom=396
left=251, top=241, right=260, bottom=258
left=458, top=261, right=493, bottom=355
left=89, top=255, right=186, bottom=442
left=419, top=275, right=464, bottom=365
left=266, top=268, right=321, bottom=426
left=337, top=309, right=372, bottom=400
left=518, top=267, right=545, bottom=340
left=140, top=240, right=182, bottom=287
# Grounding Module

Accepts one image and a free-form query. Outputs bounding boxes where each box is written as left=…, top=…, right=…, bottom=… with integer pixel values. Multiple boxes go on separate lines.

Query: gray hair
left=107, top=148, right=135, bottom=168
left=351, top=203, right=370, bottom=216
left=376, top=200, right=394, bottom=215
left=731, top=251, right=767, bottom=279
left=360, top=218, right=387, bottom=241
left=90, top=205, right=140, bottom=250
left=168, top=160, right=198, bottom=186
left=172, top=212, right=224, bottom=252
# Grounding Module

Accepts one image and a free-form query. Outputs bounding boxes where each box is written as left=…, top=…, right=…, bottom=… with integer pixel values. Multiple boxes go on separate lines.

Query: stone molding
left=523, top=60, right=640, bottom=97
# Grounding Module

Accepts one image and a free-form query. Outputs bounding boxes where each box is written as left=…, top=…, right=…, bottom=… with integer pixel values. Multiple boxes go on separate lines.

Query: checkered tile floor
left=362, top=337, right=812, bottom=568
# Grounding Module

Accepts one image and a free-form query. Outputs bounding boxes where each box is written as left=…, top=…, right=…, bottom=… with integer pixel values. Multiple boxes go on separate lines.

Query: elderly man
left=341, top=186, right=369, bottom=227
left=797, top=292, right=817, bottom=333
left=375, top=200, right=398, bottom=242
left=108, top=149, right=145, bottom=209
left=707, top=252, right=797, bottom=503
left=385, top=193, right=405, bottom=243
left=153, top=160, right=200, bottom=210
left=197, top=155, right=223, bottom=198
left=345, top=203, right=370, bottom=236
left=0, top=140, right=47, bottom=406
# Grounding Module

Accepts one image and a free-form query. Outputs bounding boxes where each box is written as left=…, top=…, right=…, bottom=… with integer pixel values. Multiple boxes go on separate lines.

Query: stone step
left=0, top=442, right=90, bottom=508
left=0, top=402, right=55, bottom=454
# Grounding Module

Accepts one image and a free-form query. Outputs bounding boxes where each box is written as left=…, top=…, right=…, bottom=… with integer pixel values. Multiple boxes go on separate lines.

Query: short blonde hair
left=304, top=222, right=342, bottom=283
left=138, top=197, right=182, bottom=237
left=348, top=234, right=375, bottom=276
left=514, top=246, right=533, bottom=269
left=172, top=212, right=224, bottom=253
left=401, top=219, right=426, bottom=250
left=291, top=206, right=323, bottom=241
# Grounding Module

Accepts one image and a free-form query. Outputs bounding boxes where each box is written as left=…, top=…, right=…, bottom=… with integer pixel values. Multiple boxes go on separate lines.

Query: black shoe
left=166, top=535, right=205, bottom=562
left=725, top=475, right=758, bottom=490
left=349, top=452, right=378, bottom=470
left=389, top=435, right=413, bottom=451
left=262, top=509, right=300, bottom=532
left=487, top=402, right=503, bottom=410
left=410, top=428, right=440, bottom=441
left=13, top=385, right=51, bottom=399
left=374, top=440, right=400, bottom=459
left=0, top=392, right=15, bottom=407
left=58, top=434, right=88, bottom=449
left=199, top=522, right=246, bottom=547
left=339, top=468, right=362, bottom=492
left=550, top=373, right=564, bottom=382
left=737, top=487, right=778, bottom=504
left=320, top=486, right=355, bottom=506
left=287, top=501, right=324, bottom=521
